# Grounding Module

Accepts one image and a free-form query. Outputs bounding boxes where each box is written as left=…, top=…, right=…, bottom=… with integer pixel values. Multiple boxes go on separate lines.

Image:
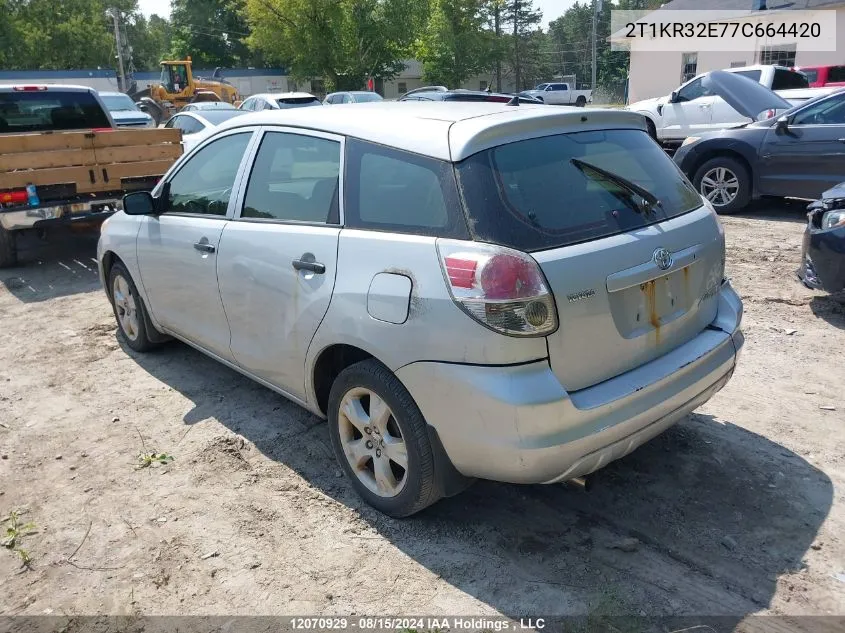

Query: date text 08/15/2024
left=290, top=617, right=547, bottom=631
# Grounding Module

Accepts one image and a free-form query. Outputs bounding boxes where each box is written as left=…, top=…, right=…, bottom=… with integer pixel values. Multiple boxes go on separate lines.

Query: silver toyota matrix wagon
left=98, top=101, right=744, bottom=517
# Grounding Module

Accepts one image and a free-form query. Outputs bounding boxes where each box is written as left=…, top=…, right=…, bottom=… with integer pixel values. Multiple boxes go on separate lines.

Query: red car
left=796, top=65, right=845, bottom=88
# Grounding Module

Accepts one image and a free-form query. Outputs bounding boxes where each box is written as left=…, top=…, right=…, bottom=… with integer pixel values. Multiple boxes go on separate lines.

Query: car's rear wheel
left=575, top=95, right=587, bottom=107
left=0, top=226, right=18, bottom=268
left=693, top=156, right=751, bottom=214
left=108, top=262, right=157, bottom=352
left=328, top=359, right=442, bottom=517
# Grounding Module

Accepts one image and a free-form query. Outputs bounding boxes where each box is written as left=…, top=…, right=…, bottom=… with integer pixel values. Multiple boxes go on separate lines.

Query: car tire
left=576, top=95, right=587, bottom=107
left=328, top=359, right=442, bottom=517
left=693, top=156, right=751, bottom=215
left=108, top=262, right=157, bottom=353
left=0, top=226, right=18, bottom=268
left=644, top=118, right=657, bottom=141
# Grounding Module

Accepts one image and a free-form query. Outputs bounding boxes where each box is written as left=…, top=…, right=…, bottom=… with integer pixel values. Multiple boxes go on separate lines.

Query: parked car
left=0, top=84, right=180, bottom=267
left=674, top=77, right=845, bottom=214
left=778, top=86, right=841, bottom=107
left=163, top=109, right=247, bottom=153
left=238, top=92, right=322, bottom=111
left=796, top=65, right=845, bottom=88
left=324, top=91, right=383, bottom=105
left=98, top=102, right=743, bottom=517
left=181, top=101, right=238, bottom=111
left=399, top=86, right=448, bottom=99
left=519, top=82, right=592, bottom=107
left=99, top=91, right=156, bottom=128
left=399, top=89, right=543, bottom=104
left=629, top=65, right=805, bottom=144
left=798, top=183, right=845, bottom=293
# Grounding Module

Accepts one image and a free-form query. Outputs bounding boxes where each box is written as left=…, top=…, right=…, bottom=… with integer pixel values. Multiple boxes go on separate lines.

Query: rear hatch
left=456, top=127, right=725, bottom=392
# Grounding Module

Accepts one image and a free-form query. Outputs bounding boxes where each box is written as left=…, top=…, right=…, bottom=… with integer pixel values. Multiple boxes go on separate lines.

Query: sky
left=138, top=0, right=580, bottom=28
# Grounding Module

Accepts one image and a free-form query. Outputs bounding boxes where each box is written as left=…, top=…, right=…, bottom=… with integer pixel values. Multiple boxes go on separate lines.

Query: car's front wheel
left=693, top=156, right=751, bottom=214
left=575, top=95, right=587, bottom=107
left=328, top=359, right=442, bottom=517
left=108, top=262, right=158, bottom=352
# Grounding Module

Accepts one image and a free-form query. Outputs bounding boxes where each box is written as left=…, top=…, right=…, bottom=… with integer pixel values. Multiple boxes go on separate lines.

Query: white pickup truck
left=520, top=82, right=592, bottom=107
left=628, top=65, right=812, bottom=144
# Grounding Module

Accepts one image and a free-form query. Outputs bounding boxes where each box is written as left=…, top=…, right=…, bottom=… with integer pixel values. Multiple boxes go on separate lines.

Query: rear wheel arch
left=311, top=344, right=377, bottom=417
left=690, top=149, right=754, bottom=186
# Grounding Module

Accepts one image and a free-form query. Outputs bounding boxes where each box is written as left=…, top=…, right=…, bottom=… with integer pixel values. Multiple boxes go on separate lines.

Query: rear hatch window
left=772, top=68, right=810, bottom=90
left=455, top=128, right=702, bottom=252
left=276, top=97, right=322, bottom=108
left=0, top=90, right=111, bottom=132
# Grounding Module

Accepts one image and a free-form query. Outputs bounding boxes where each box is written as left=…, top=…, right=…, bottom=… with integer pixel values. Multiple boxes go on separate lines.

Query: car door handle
left=292, top=259, right=325, bottom=274
left=193, top=242, right=216, bottom=254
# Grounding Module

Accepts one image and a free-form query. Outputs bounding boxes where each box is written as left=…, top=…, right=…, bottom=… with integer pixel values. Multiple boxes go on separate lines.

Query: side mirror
left=122, top=191, right=156, bottom=215
left=669, top=91, right=679, bottom=103
left=775, top=115, right=790, bottom=133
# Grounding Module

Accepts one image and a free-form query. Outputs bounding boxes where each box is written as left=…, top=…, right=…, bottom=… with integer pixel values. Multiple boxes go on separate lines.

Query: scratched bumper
left=397, top=281, right=742, bottom=484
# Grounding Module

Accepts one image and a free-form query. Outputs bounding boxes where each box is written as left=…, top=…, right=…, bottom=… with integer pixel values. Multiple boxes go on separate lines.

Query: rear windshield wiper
left=570, top=157, right=662, bottom=215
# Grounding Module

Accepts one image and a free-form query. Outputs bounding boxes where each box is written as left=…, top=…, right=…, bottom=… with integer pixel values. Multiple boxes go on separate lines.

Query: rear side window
left=802, top=68, right=819, bottom=83
left=344, top=138, right=469, bottom=238
left=828, top=66, right=845, bottom=83
left=0, top=90, right=111, bottom=132
left=242, top=131, right=340, bottom=223
left=455, top=129, right=702, bottom=252
left=772, top=68, right=809, bottom=90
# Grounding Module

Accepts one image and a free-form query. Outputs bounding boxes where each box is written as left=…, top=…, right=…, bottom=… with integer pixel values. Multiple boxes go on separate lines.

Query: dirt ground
left=0, top=201, right=843, bottom=624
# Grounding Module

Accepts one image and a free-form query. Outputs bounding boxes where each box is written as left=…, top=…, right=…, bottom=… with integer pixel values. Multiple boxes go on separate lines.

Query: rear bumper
left=396, top=280, right=743, bottom=484
left=0, top=199, right=120, bottom=231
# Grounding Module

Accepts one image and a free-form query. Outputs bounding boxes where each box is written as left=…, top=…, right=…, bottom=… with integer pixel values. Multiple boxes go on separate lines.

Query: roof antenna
left=506, top=95, right=520, bottom=106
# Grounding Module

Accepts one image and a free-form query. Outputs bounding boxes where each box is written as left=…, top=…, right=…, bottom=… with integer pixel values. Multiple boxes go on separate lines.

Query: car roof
left=0, top=84, right=95, bottom=93
left=99, top=91, right=130, bottom=97
left=250, top=92, right=318, bottom=100
left=182, top=110, right=248, bottom=126
left=216, top=101, right=647, bottom=162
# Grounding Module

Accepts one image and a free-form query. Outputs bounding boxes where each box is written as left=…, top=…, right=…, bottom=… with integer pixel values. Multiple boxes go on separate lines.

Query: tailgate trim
left=606, top=244, right=702, bottom=292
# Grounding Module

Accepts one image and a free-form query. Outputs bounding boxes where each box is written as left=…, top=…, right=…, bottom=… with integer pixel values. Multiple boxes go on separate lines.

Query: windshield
left=455, top=129, right=702, bottom=251
left=101, top=94, right=138, bottom=111
left=276, top=97, right=322, bottom=108
left=0, top=90, right=111, bottom=132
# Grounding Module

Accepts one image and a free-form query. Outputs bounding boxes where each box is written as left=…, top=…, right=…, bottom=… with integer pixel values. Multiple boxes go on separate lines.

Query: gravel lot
left=0, top=201, right=843, bottom=623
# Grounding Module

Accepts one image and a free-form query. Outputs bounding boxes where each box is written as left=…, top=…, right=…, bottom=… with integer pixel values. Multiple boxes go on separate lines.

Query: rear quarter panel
left=305, top=229, right=549, bottom=403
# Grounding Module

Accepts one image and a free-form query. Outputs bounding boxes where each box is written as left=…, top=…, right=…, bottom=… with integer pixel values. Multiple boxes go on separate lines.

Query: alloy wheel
left=337, top=387, right=408, bottom=498
left=700, top=166, right=740, bottom=207
left=112, top=274, right=140, bottom=341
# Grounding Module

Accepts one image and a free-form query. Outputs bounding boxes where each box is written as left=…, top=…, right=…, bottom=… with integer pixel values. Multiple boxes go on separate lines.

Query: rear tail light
left=0, top=190, right=28, bottom=205
left=437, top=240, right=558, bottom=337
left=12, top=85, right=48, bottom=91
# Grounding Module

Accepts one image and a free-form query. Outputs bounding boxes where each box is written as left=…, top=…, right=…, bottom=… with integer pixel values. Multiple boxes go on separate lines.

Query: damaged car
left=799, top=183, right=845, bottom=293
left=674, top=73, right=845, bottom=214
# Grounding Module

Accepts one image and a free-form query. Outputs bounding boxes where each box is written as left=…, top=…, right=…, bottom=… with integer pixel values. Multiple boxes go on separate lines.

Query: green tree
left=170, top=0, right=254, bottom=67
left=502, top=0, right=542, bottom=90
left=415, top=0, right=493, bottom=87
left=246, top=0, right=425, bottom=90
left=126, top=13, right=173, bottom=70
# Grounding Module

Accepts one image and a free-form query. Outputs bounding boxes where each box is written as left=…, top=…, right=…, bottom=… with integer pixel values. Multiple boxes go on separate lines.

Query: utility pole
left=513, top=0, right=521, bottom=91
left=494, top=1, right=502, bottom=92
left=591, top=0, right=600, bottom=91
left=110, top=8, right=127, bottom=93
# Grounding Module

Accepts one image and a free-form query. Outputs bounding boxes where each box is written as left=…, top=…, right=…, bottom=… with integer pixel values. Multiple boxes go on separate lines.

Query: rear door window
left=0, top=90, right=111, bottom=132
left=241, top=131, right=341, bottom=223
left=455, top=129, right=702, bottom=252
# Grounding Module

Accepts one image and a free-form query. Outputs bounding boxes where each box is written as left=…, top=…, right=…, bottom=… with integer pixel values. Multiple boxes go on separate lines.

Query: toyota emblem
left=653, top=247, right=673, bottom=271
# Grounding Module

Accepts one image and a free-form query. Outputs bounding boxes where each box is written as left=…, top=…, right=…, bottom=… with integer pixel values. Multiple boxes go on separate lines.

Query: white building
left=614, top=0, right=845, bottom=103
